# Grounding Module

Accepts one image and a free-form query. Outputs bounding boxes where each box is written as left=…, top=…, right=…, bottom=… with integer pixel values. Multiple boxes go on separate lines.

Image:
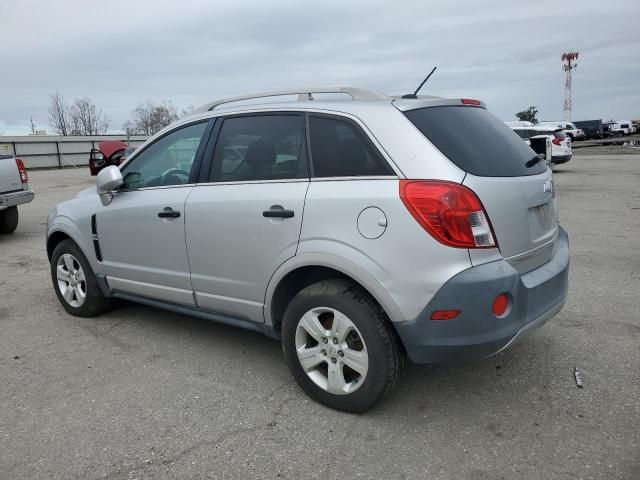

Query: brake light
left=399, top=180, right=496, bottom=248
left=552, top=138, right=562, bottom=146
left=461, top=98, right=482, bottom=106
left=15, top=158, right=28, bottom=184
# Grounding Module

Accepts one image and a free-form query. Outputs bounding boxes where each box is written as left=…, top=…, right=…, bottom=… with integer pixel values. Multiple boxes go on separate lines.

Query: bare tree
left=68, top=97, right=110, bottom=135
left=181, top=104, right=195, bottom=118
left=48, top=92, right=71, bottom=135
left=125, top=101, right=179, bottom=135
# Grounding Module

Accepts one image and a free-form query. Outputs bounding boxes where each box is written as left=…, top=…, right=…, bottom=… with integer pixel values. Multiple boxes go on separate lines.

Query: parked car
left=538, top=121, right=581, bottom=140
left=511, top=127, right=572, bottom=168
left=505, top=121, right=535, bottom=128
left=510, top=128, right=553, bottom=166
left=574, top=120, right=605, bottom=139
left=89, top=141, right=136, bottom=176
left=610, top=121, right=633, bottom=136
left=0, top=155, right=34, bottom=233
left=46, top=87, right=570, bottom=412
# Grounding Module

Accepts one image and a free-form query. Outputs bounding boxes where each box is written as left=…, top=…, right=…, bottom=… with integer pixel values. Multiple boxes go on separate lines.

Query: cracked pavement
left=1, top=151, right=639, bottom=479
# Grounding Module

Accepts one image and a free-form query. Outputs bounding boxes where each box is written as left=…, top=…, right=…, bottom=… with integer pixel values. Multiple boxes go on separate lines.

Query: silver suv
left=46, top=88, right=569, bottom=412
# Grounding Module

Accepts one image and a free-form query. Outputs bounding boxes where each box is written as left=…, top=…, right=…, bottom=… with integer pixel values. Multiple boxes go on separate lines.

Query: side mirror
left=96, top=165, right=123, bottom=206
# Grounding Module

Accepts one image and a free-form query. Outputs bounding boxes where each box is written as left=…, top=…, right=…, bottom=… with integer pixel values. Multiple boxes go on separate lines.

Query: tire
left=0, top=206, right=19, bottom=234
left=281, top=279, right=404, bottom=413
left=50, top=239, right=113, bottom=317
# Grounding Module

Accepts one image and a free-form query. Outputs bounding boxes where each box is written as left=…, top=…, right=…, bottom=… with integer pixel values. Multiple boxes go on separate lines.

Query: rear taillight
left=552, top=138, right=562, bottom=146
left=460, top=98, right=482, bottom=106
left=15, top=158, right=28, bottom=185
left=399, top=180, right=496, bottom=249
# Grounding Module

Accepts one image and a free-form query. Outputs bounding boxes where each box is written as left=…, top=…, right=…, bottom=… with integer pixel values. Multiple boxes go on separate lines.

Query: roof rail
left=193, top=87, right=389, bottom=113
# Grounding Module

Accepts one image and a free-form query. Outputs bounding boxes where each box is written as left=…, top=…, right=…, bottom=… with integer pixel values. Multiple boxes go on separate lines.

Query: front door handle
left=263, top=208, right=294, bottom=219
left=158, top=207, right=181, bottom=219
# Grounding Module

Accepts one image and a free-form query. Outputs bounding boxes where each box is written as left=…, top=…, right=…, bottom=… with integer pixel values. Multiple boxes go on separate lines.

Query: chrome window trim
left=116, top=183, right=195, bottom=193
left=194, top=178, right=308, bottom=187
left=310, top=176, right=398, bottom=182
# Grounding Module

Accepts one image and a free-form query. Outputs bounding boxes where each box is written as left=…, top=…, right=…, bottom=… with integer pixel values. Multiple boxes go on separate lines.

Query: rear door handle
left=263, top=208, right=294, bottom=218
left=158, top=207, right=181, bottom=218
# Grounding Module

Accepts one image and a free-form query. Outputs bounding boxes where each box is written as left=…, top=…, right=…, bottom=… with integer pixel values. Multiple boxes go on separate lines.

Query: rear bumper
left=552, top=154, right=572, bottom=164
left=0, top=190, right=34, bottom=210
left=394, top=227, right=570, bottom=364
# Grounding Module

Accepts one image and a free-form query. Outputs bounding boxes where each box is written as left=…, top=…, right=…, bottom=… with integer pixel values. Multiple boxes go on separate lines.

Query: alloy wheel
left=56, top=253, right=87, bottom=308
left=295, top=307, right=369, bottom=395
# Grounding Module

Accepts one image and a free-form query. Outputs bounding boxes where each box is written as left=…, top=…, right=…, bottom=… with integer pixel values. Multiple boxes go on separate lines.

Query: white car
left=610, top=121, right=633, bottom=136
left=538, top=121, right=581, bottom=141
left=511, top=127, right=571, bottom=168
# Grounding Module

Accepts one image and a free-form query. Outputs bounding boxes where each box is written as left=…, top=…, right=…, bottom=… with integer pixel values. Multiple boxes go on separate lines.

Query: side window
left=121, top=122, right=208, bottom=190
left=308, top=116, right=394, bottom=177
left=208, top=115, right=307, bottom=182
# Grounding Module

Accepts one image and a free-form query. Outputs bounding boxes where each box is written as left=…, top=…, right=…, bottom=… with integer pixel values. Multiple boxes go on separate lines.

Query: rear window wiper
left=525, top=155, right=543, bottom=168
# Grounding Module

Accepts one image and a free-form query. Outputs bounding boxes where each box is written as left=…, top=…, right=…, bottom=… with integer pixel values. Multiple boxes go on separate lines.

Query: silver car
left=46, top=88, right=569, bottom=412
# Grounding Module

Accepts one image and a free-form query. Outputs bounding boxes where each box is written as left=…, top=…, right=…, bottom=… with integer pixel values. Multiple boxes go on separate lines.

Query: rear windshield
left=404, top=106, right=547, bottom=176
left=514, top=129, right=530, bottom=139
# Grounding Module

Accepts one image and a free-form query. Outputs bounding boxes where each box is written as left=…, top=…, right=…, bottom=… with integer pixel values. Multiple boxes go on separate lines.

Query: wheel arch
left=265, top=253, right=404, bottom=331
left=46, top=220, right=97, bottom=271
left=47, top=230, right=73, bottom=260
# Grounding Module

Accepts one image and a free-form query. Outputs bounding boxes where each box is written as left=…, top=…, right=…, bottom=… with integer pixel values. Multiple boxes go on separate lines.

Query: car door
left=96, top=120, right=212, bottom=306
left=185, top=113, right=309, bottom=322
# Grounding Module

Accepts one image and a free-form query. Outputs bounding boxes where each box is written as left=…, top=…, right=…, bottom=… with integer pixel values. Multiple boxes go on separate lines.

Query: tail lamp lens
left=399, top=180, right=496, bottom=249
left=15, top=158, right=28, bottom=183
left=552, top=138, right=562, bottom=146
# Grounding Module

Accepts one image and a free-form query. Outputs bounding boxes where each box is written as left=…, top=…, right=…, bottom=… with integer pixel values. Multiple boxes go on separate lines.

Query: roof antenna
left=402, top=67, right=437, bottom=99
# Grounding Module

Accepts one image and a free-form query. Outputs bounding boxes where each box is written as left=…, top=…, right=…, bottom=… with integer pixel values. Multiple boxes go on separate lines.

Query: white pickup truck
left=0, top=155, right=34, bottom=233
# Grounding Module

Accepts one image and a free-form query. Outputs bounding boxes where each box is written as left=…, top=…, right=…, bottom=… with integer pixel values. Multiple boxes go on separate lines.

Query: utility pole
left=561, top=51, right=579, bottom=121
left=30, top=117, right=36, bottom=135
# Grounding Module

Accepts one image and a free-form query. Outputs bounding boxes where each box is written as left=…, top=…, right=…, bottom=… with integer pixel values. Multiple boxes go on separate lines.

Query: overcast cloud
left=1, top=0, right=638, bottom=134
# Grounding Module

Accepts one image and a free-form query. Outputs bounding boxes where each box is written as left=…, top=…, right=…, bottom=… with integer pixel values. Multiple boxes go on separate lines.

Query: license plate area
left=528, top=201, right=556, bottom=242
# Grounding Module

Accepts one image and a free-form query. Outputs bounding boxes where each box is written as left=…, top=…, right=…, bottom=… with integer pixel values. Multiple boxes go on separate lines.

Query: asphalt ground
left=1, top=149, right=638, bottom=479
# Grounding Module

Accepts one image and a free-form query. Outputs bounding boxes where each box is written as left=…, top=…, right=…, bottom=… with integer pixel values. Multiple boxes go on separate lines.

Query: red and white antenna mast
left=561, top=51, right=579, bottom=121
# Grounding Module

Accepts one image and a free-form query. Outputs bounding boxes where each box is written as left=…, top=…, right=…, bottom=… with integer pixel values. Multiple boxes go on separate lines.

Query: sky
left=1, top=0, right=639, bottom=135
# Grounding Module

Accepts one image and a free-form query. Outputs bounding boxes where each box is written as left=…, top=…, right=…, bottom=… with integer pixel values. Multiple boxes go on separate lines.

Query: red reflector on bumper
left=430, top=310, right=461, bottom=321
left=492, top=293, right=510, bottom=317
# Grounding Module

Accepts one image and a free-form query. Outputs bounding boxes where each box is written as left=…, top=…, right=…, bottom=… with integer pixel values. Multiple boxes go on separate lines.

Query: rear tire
left=0, top=206, right=19, bottom=234
left=50, top=239, right=113, bottom=317
left=281, top=279, right=404, bottom=413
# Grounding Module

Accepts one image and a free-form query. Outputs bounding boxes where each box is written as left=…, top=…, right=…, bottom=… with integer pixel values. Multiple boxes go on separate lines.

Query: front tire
left=0, top=206, right=19, bottom=234
left=282, top=279, right=404, bottom=413
left=50, top=239, right=113, bottom=317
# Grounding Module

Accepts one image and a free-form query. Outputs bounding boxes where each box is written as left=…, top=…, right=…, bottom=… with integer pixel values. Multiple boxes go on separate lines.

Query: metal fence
left=0, top=135, right=149, bottom=169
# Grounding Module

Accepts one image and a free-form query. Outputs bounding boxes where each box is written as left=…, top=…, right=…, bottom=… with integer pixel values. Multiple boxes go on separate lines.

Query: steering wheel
left=159, top=168, right=190, bottom=185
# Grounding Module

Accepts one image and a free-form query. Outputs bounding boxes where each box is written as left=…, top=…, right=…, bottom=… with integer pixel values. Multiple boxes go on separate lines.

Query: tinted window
left=405, top=107, right=547, bottom=177
left=553, top=131, right=566, bottom=139
left=121, top=122, right=207, bottom=189
left=308, top=116, right=394, bottom=177
left=514, top=129, right=529, bottom=139
left=208, top=115, right=307, bottom=182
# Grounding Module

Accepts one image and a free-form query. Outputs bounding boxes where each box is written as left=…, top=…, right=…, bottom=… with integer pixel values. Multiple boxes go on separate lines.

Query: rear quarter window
left=404, top=106, right=547, bottom=177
